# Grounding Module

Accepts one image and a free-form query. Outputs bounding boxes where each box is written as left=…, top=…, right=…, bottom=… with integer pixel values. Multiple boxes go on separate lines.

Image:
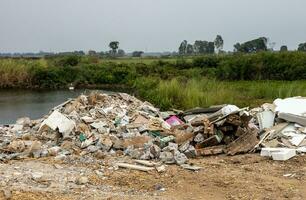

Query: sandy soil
left=0, top=154, right=305, bottom=200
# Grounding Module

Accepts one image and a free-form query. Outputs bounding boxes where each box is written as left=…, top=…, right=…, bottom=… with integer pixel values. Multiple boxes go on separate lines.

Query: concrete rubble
left=1, top=93, right=306, bottom=170
left=252, top=97, right=306, bottom=160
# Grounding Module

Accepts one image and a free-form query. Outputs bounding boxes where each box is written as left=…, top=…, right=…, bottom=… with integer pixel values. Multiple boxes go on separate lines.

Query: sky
left=0, top=0, right=305, bottom=53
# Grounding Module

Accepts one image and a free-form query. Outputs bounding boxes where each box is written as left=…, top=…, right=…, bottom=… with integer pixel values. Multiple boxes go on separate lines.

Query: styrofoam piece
left=278, top=113, right=306, bottom=127
left=297, top=147, right=306, bottom=153
left=281, top=123, right=297, bottom=136
left=290, top=134, right=306, bottom=146
left=257, top=111, right=275, bottom=130
left=261, top=147, right=296, bottom=161
left=294, top=123, right=303, bottom=128
left=271, top=149, right=296, bottom=161
left=260, top=148, right=286, bottom=157
left=274, top=97, right=306, bottom=116
left=221, top=105, right=240, bottom=116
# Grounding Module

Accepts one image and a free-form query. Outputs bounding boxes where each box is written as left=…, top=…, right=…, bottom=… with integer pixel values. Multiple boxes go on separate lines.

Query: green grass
left=2, top=53, right=306, bottom=110
left=99, top=57, right=192, bottom=64
left=0, top=59, right=46, bottom=88
left=134, top=77, right=306, bottom=110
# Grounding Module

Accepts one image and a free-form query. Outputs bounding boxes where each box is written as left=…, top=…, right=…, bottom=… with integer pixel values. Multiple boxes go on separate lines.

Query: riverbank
left=2, top=78, right=306, bottom=117
left=2, top=52, right=306, bottom=110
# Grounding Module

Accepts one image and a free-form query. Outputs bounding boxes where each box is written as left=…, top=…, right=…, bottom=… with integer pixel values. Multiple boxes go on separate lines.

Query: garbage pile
left=251, top=97, right=306, bottom=160
left=0, top=92, right=305, bottom=166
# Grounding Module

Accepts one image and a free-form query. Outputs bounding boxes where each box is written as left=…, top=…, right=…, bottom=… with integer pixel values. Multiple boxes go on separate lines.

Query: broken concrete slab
left=278, top=113, right=306, bottom=127
left=159, top=151, right=175, bottom=164
left=174, top=151, right=188, bottom=165
left=39, top=110, right=75, bottom=137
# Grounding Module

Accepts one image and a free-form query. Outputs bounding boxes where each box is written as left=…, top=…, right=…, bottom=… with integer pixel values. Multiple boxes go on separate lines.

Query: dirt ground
left=0, top=153, right=305, bottom=200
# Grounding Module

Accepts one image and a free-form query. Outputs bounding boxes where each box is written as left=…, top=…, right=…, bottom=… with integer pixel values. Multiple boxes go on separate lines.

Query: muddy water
left=0, top=89, right=111, bottom=124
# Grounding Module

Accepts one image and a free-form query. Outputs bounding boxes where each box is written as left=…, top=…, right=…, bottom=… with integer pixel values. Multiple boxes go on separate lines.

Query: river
left=0, top=89, right=111, bottom=125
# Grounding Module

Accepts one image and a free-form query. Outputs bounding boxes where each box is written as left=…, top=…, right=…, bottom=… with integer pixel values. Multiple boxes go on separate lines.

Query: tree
left=88, top=50, right=97, bottom=56
left=109, top=41, right=119, bottom=55
left=132, top=51, right=144, bottom=57
left=280, top=45, right=288, bottom=52
left=233, top=43, right=241, bottom=52
left=179, top=40, right=188, bottom=55
left=186, top=44, right=194, bottom=55
left=234, top=37, right=268, bottom=53
left=194, top=40, right=207, bottom=54
left=194, top=40, right=215, bottom=54
left=298, top=43, right=306, bottom=52
left=117, top=49, right=125, bottom=57
left=207, top=42, right=215, bottom=54
left=214, top=35, right=224, bottom=53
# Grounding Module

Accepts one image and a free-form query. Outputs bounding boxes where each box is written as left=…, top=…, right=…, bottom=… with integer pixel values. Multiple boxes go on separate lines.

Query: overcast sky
left=0, top=0, right=305, bottom=53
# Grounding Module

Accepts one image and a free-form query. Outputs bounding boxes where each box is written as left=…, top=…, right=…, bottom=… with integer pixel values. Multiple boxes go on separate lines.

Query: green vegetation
left=1, top=51, right=306, bottom=110
left=134, top=77, right=306, bottom=110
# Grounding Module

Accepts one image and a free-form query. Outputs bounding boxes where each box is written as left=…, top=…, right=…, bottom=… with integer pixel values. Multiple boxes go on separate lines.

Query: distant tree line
left=87, top=41, right=143, bottom=58
left=179, top=35, right=224, bottom=55
left=2, top=37, right=306, bottom=59
left=178, top=36, right=306, bottom=55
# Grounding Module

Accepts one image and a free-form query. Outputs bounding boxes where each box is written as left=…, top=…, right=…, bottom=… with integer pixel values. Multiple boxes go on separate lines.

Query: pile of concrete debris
left=0, top=92, right=305, bottom=168
left=251, top=97, right=306, bottom=160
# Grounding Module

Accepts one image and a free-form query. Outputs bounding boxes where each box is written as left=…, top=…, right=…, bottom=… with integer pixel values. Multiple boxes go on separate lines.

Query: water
left=0, top=89, right=110, bottom=125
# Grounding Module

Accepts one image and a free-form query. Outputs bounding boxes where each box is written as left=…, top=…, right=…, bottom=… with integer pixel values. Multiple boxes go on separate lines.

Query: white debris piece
left=274, top=97, right=306, bottom=116
left=257, top=111, right=275, bottom=130
left=101, top=106, right=113, bottom=114
left=297, top=146, right=306, bottom=153
left=221, top=105, right=240, bottom=116
left=39, top=110, right=75, bottom=136
left=261, top=148, right=296, bottom=161
left=281, top=124, right=297, bottom=136
left=90, top=121, right=107, bottom=129
left=116, top=163, right=154, bottom=172
left=11, top=124, right=23, bottom=132
left=290, top=134, right=306, bottom=146
left=16, top=117, right=31, bottom=126
left=81, top=116, right=94, bottom=123
left=272, top=149, right=296, bottom=161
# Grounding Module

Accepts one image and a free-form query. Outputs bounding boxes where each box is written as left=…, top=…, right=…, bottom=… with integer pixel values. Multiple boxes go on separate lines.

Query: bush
left=193, top=56, right=219, bottom=68
left=49, top=55, right=82, bottom=67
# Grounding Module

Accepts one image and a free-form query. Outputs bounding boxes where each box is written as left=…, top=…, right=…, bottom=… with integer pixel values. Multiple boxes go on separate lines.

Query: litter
left=257, top=111, right=275, bottom=130
left=39, top=110, right=75, bottom=138
left=116, top=163, right=155, bottom=172
left=0, top=93, right=305, bottom=171
left=261, top=148, right=296, bottom=161
left=166, top=116, right=183, bottom=126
